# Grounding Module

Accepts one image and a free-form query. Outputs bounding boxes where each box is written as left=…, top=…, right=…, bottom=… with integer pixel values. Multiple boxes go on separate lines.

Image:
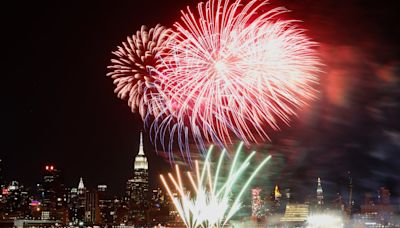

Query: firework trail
left=148, top=0, right=321, bottom=159
left=107, top=0, right=321, bottom=161
left=107, top=24, right=170, bottom=119
left=160, top=142, right=272, bottom=227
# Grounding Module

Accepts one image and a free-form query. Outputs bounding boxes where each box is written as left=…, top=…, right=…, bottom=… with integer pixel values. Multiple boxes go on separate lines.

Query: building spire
left=274, top=185, right=282, bottom=200
left=317, top=177, right=324, bottom=205
left=78, top=177, right=85, bottom=194
left=134, top=131, right=148, bottom=170
left=138, top=131, right=144, bottom=156
left=78, top=177, right=85, bottom=189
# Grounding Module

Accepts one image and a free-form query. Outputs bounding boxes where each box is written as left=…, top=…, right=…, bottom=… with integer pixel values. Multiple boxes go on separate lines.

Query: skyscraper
left=126, top=132, right=149, bottom=224
left=151, top=188, right=167, bottom=209
left=347, top=171, right=353, bottom=214
left=316, top=177, right=324, bottom=205
left=85, top=190, right=101, bottom=225
left=378, top=187, right=391, bottom=205
left=75, top=177, right=86, bottom=225
left=40, top=165, right=66, bottom=221
left=2, top=181, right=30, bottom=219
left=280, top=204, right=309, bottom=225
left=274, top=185, right=282, bottom=201
left=97, top=185, right=114, bottom=226
left=251, top=187, right=263, bottom=219
left=271, top=185, right=283, bottom=214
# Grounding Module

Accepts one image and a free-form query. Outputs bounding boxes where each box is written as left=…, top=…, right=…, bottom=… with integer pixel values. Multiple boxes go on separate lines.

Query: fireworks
left=108, top=0, right=321, bottom=159
left=160, top=142, right=272, bottom=227
left=306, top=214, right=344, bottom=228
left=107, top=24, right=170, bottom=118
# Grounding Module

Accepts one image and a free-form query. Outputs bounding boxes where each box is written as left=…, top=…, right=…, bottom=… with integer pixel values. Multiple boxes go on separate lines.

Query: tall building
left=271, top=185, right=284, bottom=214
left=347, top=171, right=353, bottom=214
left=358, top=187, right=395, bottom=227
left=85, top=190, right=101, bottom=225
left=126, top=132, right=149, bottom=224
left=284, top=188, right=291, bottom=201
left=97, top=185, right=107, bottom=192
left=151, top=188, right=167, bottom=209
left=274, top=185, right=282, bottom=201
left=74, top=177, right=86, bottom=225
left=39, top=165, right=67, bottom=222
left=2, top=181, right=30, bottom=219
left=316, top=177, right=324, bottom=205
left=97, top=185, right=114, bottom=226
left=148, top=188, right=170, bottom=226
left=66, top=187, right=78, bottom=224
left=280, top=204, right=309, bottom=225
left=377, top=187, right=391, bottom=205
left=251, top=187, right=264, bottom=219
left=125, top=179, right=134, bottom=203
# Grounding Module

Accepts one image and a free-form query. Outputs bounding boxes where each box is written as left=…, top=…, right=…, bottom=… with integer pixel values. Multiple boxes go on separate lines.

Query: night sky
left=3, top=0, right=400, bottom=202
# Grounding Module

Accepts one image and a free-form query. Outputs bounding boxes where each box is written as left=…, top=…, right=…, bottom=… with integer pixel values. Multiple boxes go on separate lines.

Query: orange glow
left=275, top=185, right=282, bottom=199
left=325, top=69, right=348, bottom=107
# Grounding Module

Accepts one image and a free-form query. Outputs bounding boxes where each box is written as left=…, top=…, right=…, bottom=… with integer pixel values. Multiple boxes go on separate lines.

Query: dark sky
left=2, top=0, right=400, bottom=202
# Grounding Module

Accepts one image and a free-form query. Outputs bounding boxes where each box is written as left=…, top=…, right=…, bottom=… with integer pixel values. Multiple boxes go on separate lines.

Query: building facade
left=126, top=132, right=149, bottom=224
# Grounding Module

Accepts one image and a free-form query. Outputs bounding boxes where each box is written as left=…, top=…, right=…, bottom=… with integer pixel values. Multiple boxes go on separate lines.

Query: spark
left=160, top=142, right=272, bottom=227
left=107, top=0, right=322, bottom=161
left=149, top=0, right=321, bottom=159
left=107, top=24, right=171, bottom=119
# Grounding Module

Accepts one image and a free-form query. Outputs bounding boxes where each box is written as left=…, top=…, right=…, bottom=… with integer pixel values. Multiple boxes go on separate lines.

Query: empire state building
left=126, top=132, right=149, bottom=222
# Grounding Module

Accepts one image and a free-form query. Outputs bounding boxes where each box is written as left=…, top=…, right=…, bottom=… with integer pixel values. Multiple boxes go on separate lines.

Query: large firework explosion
left=108, top=0, right=321, bottom=160
left=160, top=143, right=272, bottom=227
left=107, top=24, right=170, bottom=119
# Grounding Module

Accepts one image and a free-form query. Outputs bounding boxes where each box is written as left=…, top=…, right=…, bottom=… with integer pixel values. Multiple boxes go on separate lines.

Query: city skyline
left=2, top=0, right=400, bottom=219
left=0, top=135, right=396, bottom=208
left=1, top=148, right=398, bottom=227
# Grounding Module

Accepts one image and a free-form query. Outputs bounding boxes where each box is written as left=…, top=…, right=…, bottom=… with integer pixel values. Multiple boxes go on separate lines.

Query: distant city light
left=2, top=188, right=9, bottom=195
left=30, top=200, right=41, bottom=206
left=45, top=165, right=54, bottom=171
